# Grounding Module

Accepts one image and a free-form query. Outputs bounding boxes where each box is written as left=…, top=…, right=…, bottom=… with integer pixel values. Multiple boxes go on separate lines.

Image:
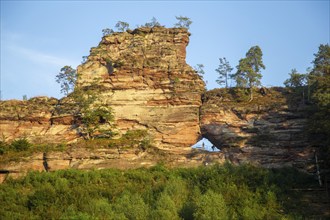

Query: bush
left=194, top=190, right=228, bottom=220
left=113, top=191, right=149, bottom=220
left=0, top=141, right=8, bottom=155
left=10, top=138, right=32, bottom=151
left=151, top=193, right=180, bottom=220
left=108, top=129, right=152, bottom=150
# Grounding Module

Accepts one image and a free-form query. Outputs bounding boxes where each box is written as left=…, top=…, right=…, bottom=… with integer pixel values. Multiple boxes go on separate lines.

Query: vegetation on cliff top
left=0, top=163, right=319, bottom=219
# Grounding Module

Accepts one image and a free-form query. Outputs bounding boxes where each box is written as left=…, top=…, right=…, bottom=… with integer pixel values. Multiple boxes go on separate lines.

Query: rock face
left=200, top=88, right=315, bottom=170
left=0, top=27, right=205, bottom=150
left=76, top=27, right=205, bottom=151
left=0, top=97, right=77, bottom=143
left=0, top=27, right=317, bottom=180
left=0, top=146, right=223, bottom=183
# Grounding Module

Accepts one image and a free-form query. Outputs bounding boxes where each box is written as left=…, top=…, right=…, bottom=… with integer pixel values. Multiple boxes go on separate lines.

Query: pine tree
left=215, top=57, right=233, bottom=88
left=233, top=46, right=265, bottom=101
left=55, top=66, right=77, bottom=95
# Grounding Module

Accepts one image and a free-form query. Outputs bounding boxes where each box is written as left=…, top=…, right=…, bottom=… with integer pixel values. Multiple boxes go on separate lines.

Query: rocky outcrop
left=0, top=146, right=224, bottom=183
left=200, top=88, right=316, bottom=171
left=0, top=97, right=77, bottom=143
left=0, top=27, right=317, bottom=181
left=0, top=27, right=205, bottom=150
left=76, top=27, right=205, bottom=150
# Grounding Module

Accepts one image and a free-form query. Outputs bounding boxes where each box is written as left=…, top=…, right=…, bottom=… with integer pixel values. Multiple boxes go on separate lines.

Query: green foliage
left=232, top=46, right=265, bottom=101
left=307, top=44, right=330, bottom=170
left=151, top=193, right=180, bottom=220
left=108, top=129, right=152, bottom=150
left=0, top=141, right=8, bottom=155
left=81, top=55, right=88, bottom=64
left=194, top=190, right=228, bottom=220
left=113, top=191, right=149, bottom=220
left=115, top=21, right=129, bottom=32
left=312, top=44, right=330, bottom=76
left=10, top=138, right=32, bottom=151
left=55, top=65, right=77, bottom=95
left=81, top=105, right=115, bottom=139
left=0, top=164, right=318, bottom=219
left=174, top=16, right=192, bottom=29
left=102, top=28, right=114, bottom=36
left=194, top=64, right=205, bottom=79
left=216, top=57, right=233, bottom=88
left=69, top=85, right=115, bottom=140
left=145, top=17, right=161, bottom=27
left=284, top=69, right=307, bottom=87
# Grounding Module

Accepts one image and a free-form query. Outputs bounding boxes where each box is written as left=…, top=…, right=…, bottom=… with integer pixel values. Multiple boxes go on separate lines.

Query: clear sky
left=1, top=0, right=329, bottom=100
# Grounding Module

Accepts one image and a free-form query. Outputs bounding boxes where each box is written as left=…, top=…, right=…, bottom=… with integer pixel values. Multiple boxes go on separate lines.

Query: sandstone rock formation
left=0, top=27, right=205, bottom=150
left=0, top=27, right=317, bottom=182
left=0, top=96, right=77, bottom=143
left=76, top=27, right=205, bottom=151
left=200, top=88, right=316, bottom=170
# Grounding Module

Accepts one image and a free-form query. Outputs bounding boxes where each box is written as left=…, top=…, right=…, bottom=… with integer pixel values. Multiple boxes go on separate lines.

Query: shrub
left=194, top=190, right=228, bottom=220
left=0, top=141, right=8, bottom=155
left=151, top=193, right=180, bottom=220
left=113, top=191, right=149, bottom=220
left=108, top=129, right=152, bottom=150
left=10, top=138, right=32, bottom=151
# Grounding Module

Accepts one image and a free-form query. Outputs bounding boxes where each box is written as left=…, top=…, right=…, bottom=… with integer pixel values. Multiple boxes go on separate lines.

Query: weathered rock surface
left=0, top=147, right=221, bottom=183
left=0, top=28, right=318, bottom=182
left=200, top=88, right=315, bottom=171
left=76, top=27, right=205, bottom=150
left=0, top=97, right=77, bottom=143
left=0, top=27, right=205, bottom=150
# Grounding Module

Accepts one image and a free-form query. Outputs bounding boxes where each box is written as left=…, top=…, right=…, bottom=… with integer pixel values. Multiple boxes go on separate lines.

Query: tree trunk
left=248, top=87, right=253, bottom=102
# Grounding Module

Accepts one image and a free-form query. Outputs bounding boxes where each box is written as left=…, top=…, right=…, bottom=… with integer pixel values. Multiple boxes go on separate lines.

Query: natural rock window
left=191, top=137, right=220, bottom=152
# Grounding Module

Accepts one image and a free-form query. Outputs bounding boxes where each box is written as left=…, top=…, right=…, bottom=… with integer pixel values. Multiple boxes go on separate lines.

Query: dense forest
left=0, top=164, right=320, bottom=219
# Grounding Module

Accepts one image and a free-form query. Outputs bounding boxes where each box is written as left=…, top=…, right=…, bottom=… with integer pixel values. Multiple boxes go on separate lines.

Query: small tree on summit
left=216, top=57, right=233, bottom=88
left=115, top=21, right=129, bottom=32
left=56, top=66, right=77, bottom=95
left=102, top=28, right=114, bottom=36
left=232, top=46, right=265, bottom=101
left=145, top=17, right=161, bottom=27
left=174, top=16, right=192, bottom=29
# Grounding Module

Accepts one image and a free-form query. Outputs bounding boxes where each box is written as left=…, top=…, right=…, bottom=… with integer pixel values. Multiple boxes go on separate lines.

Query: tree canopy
left=307, top=44, right=330, bottom=170
left=115, top=21, right=129, bottom=32
left=232, top=46, right=265, bottom=101
left=194, top=64, right=205, bottom=79
left=216, top=57, right=233, bottom=88
left=55, top=66, right=77, bottom=95
left=174, top=16, right=192, bottom=29
left=283, top=69, right=306, bottom=87
left=145, top=17, right=161, bottom=27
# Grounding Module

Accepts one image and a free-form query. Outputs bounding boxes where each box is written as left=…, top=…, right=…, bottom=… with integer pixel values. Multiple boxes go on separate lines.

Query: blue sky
left=1, top=1, right=329, bottom=100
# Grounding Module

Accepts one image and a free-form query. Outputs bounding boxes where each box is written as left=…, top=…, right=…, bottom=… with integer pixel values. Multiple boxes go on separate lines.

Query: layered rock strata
left=0, top=28, right=317, bottom=181
left=0, top=97, right=77, bottom=143
left=0, top=147, right=224, bottom=183
left=76, top=27, right=205, bottom=151
left=200, top=88, right=315, bottom=171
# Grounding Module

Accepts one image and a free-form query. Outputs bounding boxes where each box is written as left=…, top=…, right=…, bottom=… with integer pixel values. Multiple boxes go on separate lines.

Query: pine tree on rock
left=216, top=57, right=233, bottom=88
left=232, top=46, right=265, bottom=101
